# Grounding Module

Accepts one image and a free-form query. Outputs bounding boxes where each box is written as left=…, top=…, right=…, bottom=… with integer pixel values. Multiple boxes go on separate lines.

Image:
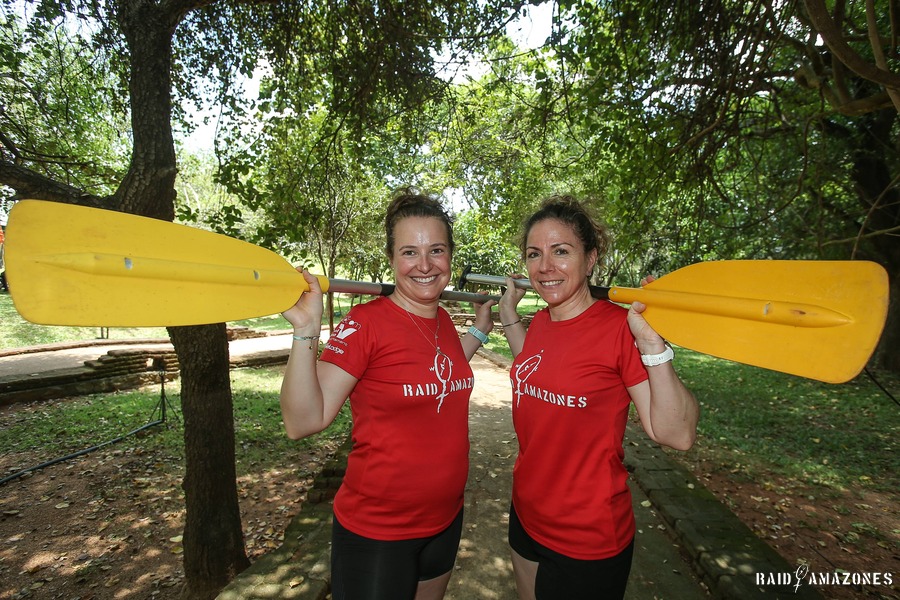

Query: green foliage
left=453, top=209, right=520, bottom=281
left=174, top=150, right=269, bottom=241
left=0, top=9, right=130, bottom=195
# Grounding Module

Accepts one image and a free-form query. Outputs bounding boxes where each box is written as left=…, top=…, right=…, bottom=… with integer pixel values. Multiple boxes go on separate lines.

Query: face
left=389, top=216, right=452, bottom=311
left=524, top=218, right=597, bottom=311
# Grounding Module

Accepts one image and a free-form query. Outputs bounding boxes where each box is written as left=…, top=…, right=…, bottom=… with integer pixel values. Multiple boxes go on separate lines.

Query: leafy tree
left=454, top=208, right=520, bottom=282
left=504, top=0, right=900, bottom=371
left=0, top=2, right=527, bottom=597
left=0, top=9, right=129, bottom=199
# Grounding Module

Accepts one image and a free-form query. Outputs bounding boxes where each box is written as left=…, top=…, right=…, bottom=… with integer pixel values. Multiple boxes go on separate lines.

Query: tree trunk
left=877, top=272, right=900, bottom=372
left=118, top=3, right=250, bottom=597
left=848, top=109, right=900, bottom=374
left=170, top=324, right=251, bottom=599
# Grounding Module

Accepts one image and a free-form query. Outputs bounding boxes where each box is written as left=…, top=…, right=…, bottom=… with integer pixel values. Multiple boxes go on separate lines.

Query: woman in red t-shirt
left=498, top=195, right=699, bottom=600
left=279, top=189, right=495, bottom=600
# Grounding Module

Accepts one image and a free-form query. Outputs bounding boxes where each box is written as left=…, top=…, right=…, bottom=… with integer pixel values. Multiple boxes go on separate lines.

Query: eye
left=431, top=247, right=446, bottom=255
left=554, top=247, right=569, bottom=255
left=525, top=251, right=540, bottom=260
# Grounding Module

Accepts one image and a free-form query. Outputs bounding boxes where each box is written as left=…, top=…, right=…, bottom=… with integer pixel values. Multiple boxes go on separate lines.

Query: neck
left=547, top=285, right=595, bottom=322
left=389, top=292, right=439, bottom=318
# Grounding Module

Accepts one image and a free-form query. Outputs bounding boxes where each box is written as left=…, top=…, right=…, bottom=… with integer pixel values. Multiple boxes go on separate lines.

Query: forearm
left=499, top=309, right=525, bottom=357
left=462, top=312, right=494, bottom=361
left=279, top=336, right=330, bottom=440
left=644, top=365, right=700, bottom=451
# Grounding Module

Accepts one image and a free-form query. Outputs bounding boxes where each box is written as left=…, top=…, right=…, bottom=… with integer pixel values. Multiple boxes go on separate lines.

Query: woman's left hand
left=627, top=275, right=667, bottom=355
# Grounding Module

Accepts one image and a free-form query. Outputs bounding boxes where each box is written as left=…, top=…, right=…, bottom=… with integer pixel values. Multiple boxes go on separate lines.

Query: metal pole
left=458, top=271, right=610, bottom=300
left=326, top=278, right=501, bottom=303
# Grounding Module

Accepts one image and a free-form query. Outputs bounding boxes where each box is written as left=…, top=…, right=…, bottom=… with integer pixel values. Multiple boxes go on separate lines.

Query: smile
left=412, top=275, right=439, bottom=284
left=538, top=280, right=564, bottom=287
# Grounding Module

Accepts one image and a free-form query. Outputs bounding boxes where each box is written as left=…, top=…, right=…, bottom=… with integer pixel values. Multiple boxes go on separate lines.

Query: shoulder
left=347, top=296, right=391, bottom=319
left=588, top=300, right=629, bottom=321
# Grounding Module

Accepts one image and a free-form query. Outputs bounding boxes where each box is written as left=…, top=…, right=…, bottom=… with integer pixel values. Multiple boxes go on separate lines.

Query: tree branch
left=804, top=0, right=900, bottom=91
left=0, top=158, right=110, bottom=208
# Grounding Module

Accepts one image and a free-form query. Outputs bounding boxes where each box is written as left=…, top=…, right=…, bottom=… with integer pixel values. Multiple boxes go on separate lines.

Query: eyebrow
left=526, top=241, right=574, bottom=252
left=398, top=242, right=449, bottom=251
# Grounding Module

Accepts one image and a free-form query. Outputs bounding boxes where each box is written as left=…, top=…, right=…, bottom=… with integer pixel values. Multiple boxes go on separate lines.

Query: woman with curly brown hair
left=498, top=195, right=699, bottom=600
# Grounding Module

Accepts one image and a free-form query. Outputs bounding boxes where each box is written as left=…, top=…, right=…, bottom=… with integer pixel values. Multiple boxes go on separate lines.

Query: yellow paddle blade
left=609, top=260, right=889, bottom=383
left=5, top=200, right=325, bottom=326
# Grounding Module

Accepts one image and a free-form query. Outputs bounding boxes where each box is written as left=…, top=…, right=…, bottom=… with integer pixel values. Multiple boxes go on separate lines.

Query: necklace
left=404, top=308, right=446, bottom=359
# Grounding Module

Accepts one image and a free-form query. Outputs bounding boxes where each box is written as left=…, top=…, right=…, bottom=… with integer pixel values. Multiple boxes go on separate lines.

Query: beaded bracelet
left=501, top=319, right=521, bottom=328
left=292, top=335, right=320, bottom=350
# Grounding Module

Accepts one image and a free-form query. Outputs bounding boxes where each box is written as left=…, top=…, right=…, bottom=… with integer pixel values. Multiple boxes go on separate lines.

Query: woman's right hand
left=281, top=268, right=324, bottom=333
left=499, top=273, right=528, bottom=357
left=500, top=274, right=527, bottom=313
left=498, top=273, right=527, bottom=328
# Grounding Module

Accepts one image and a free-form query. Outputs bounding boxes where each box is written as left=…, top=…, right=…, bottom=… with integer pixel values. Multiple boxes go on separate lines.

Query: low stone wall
left=0, top=327, right=272, bottom=407
left=0, top=347, right=180, bottom=407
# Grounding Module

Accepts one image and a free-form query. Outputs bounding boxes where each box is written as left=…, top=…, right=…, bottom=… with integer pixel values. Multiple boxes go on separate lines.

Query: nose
left=537, top=253, right=553, bottom=273
left=417, top=253, right=432, bottom=272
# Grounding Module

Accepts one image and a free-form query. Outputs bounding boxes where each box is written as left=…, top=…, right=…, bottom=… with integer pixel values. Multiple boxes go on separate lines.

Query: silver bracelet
left=293, top=334, right=320, bottom=350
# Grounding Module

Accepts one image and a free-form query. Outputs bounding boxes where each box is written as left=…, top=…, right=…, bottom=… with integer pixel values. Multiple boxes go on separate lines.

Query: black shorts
left=508, top=502, right=634, bottom=600
left=330, top=508, right=464, bottom=600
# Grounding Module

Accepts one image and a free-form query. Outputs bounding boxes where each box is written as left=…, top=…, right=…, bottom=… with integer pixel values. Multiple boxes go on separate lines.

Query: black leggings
left=509, top=502, right=634, bottom=600
left=330, top=509, right=464, bottom=600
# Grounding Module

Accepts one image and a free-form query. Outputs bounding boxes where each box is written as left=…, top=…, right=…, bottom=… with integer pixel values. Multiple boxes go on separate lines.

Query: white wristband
left=468, top=326, right=489, bottom=344
left=640, top=342, right=674, bottom=367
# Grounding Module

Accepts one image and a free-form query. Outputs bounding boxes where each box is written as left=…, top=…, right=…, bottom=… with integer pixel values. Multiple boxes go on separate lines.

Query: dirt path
left=445, top=354, right=709, bottom=600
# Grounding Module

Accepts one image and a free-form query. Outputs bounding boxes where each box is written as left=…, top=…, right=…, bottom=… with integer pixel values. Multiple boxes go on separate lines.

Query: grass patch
left=0, top=368, right=351, bottom=476
left=669, top=348, right=899, bottom=495
left=0, top=293, right=168, bottom=349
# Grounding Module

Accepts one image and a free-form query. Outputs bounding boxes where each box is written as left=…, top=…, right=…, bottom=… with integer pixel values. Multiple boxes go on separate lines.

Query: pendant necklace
left=404, top=308, right=446, bottom=360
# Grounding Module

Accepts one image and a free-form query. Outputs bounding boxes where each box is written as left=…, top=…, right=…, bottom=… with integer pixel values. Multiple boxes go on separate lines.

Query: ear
left=587, top=249, right=598, bottom=276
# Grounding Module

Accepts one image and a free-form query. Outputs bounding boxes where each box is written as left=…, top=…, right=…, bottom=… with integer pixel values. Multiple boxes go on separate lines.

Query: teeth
left=540, top=280, right=563, bottom=286
left=412, top=275, right=438, bottom=283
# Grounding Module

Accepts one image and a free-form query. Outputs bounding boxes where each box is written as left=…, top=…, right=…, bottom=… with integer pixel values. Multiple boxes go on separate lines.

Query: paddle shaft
left=460, top=272, right=851, bottom=328
left=460, top=272, right=611, bottom=300
left=326, top=278, right=500, bottom=304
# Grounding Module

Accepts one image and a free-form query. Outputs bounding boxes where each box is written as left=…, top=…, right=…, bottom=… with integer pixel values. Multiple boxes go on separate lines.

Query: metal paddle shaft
left=326, top=278, right=500, bottom=304
left=459, top=271, right=611, bottom=301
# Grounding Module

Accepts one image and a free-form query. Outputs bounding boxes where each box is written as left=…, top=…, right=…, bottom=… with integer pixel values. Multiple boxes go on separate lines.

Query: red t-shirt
left=320, top=296, right=473, bottom=540
left=510, top=300, right=649, bottom=559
